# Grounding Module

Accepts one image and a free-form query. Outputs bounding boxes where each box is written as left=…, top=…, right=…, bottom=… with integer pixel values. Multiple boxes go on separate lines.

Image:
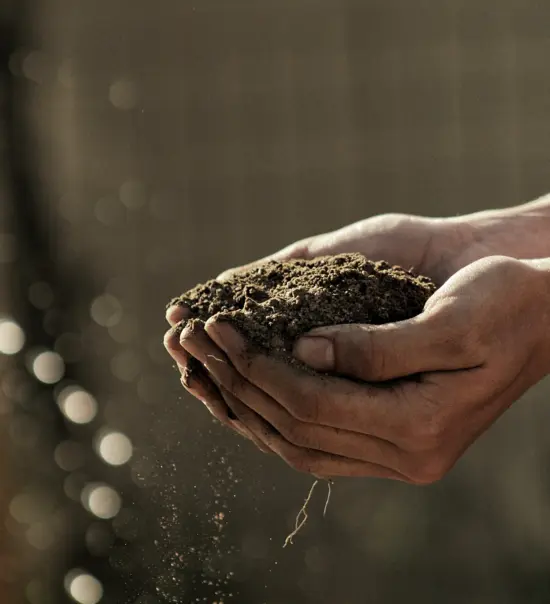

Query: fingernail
left=294, top=336, right=335, bottom=370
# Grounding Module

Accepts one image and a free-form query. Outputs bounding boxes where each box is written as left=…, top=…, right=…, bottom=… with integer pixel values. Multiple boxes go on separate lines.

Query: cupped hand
left=163, top=304, right=271, bottom=452
left=216, top=212, right=470, bottom=286
left=192, top=256, right=550, bottom=481
left=164, top=207, right=549, bottom=458
left=164, top=213, right=467, bottom=441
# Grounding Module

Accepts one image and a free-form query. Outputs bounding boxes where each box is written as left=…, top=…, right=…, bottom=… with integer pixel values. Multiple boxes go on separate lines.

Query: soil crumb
left=167, top=253, right=436, bottom=366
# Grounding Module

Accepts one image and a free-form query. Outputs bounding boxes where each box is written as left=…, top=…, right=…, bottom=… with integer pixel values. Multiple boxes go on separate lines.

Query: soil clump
left=167, top=253, right=436, bottom=367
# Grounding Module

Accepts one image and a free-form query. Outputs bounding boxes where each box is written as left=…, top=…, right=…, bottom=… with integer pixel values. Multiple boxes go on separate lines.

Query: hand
left=217, top=196, right=550, bottom=284
left=163, top=304, right=271, bottom=452
left=164, top=205, right=548, bottom=452
left=191, top=256, right=550, bottom=481
left=216, top=212, right=470, bottom=286
left=164, top=213, right=467, bottom=437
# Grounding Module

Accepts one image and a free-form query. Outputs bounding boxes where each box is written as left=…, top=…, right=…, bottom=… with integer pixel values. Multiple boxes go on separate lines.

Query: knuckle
left=280, top=422, right=303, bottom=446
left=282, top=423, right=317, bottom=449
left=227, top=371, right=246, bottom=397
left=428, top=303, right=490, bottom=364
left=486, top=254, right=521, bottom=273
left=283, top=450, right=307, bottom=472
left=233, top=352, right=254, bottom=380
left=214, top=364, right=245, bottom=398
left=349, top=328, right=390, bottom=381
left=278, top=236, right=315, bottom=260
left=365, top=350, right=387, bottom=381
left=455, top=328, right=488, bottom=361
left=410, top=454, right=449, bottom=485
left=284, top=450, right=318, bottom=475
left=348, top=329, right=380, bottom=380
left=406, top=416, right=444, bottom=451
left=178, top=331, right=192, bottom=349
left=290, top=395, right=321, bottom=423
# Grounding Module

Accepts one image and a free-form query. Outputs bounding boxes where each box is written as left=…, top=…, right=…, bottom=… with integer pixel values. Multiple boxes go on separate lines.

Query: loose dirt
left=167, top=252, right=436, bottom=367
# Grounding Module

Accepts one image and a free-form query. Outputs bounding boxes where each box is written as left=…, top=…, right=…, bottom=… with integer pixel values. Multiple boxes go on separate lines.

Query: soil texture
left=167, top=253, right=436, bottom=368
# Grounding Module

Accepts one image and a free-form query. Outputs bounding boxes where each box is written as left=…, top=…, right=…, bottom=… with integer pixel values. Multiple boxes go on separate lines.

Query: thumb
left=293, top=313, right=469, bottom=382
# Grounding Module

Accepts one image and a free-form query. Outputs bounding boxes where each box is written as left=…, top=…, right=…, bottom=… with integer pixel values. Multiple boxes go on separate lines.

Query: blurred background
left=1, top=0, right=550, bottom=603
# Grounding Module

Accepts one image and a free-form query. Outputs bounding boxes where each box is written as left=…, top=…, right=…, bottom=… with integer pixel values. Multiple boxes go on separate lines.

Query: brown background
left=2, top=1, right=550, bottom=602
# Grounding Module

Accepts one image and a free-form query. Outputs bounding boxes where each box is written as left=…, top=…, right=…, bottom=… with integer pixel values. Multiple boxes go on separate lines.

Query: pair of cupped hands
left=164, top=212, right=550, bottom=484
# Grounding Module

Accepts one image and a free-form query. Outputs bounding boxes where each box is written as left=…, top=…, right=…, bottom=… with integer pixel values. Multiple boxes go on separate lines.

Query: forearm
left=457, top=194, right=550, bottom=260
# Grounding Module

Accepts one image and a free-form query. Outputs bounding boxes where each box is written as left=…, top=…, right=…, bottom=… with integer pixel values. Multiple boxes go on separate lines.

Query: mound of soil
left=167, top=253, right=436, bottom=369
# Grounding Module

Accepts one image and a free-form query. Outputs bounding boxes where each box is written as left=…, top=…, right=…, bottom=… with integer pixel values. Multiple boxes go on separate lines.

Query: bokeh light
left=9, top=493, right=44, bottom=525
left=28, top=281, right=54, bottom=309
left=21, top=50, right=50, bottom=84
left=109, top=79, right=138, bottom=110
left=65, top=570, right=104, bottom=604
left=26, top=522, right=55, bottom=551
left=110, top=349, right=140, bottom=382
left=57, top=386, right=98, bottom=424
left=54, top=441, right=86, bottom=471
left=107, top=315, right=136, bottom=344
left=95, top=430, right=133, bottom=466
left=90, top=294, right=123, bottom=328
left=119, top=180, right=146, bottom=209
left=94, top=195, right=124, bottom=227
left=25, top=579, right=44, bottom=604
left=31, top=350, right=65, bottom=384
left=82, top=483, right=122, bottom=520
left=0, top=318, right=25, bottom=355
left=64, top=473, right=88, bottom=502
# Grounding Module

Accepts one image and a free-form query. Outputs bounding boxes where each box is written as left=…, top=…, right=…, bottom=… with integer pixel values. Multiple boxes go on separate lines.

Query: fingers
left=176, top=319, right=272, bottom=453
left=293, top=308, right=484, bottom=382
left=217, top=364, right=407, bottom=471
left=164, top=315, right=270, bottom=451
left=204, top=319, right=416, bottom=443
left=181, top=358, right=233, bottom=424
left=164, top=317, right=235, bottom=420
left=164, top=321, right=192, bottom=368
left=166, top=304, right=191, bottom=327
left=180, top=319, right=275, bottom=420
left=164, top=320, right=234, bottom=421
left=181, top=361, right=270, bottom=453
left=179, top=319, right=233, bottom=379
left=220, top=387, right=406, bottom=480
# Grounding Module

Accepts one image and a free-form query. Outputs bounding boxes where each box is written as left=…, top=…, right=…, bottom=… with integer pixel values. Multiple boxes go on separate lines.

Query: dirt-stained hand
left=164, top=213, right=465, bottom=443
left=164, top=304, right=271, bottom=452
left=164, top=207, right=550, bottom=462
left=195, top=256, right=550, bottom=480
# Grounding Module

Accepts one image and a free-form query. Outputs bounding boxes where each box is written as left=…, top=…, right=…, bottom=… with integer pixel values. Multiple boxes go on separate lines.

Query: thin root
left=206, top=354, right=226, bottom=364
left=283, top=478, right=333, bottom=548
left=323, top=479, right=333, bottom=517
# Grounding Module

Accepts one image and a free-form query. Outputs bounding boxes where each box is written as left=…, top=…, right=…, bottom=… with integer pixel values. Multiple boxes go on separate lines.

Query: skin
left=164, top=195, right=550, bottom=482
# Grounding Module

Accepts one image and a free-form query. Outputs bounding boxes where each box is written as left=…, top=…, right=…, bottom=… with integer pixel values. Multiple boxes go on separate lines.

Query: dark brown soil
left=167, top=253, right=436, bottom=370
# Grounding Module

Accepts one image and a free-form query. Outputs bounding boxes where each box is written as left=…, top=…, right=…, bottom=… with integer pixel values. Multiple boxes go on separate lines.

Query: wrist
left=451, top=194, right=550, bottom=261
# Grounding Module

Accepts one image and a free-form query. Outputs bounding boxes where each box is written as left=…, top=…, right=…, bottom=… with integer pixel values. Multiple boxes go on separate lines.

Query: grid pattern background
left=2, top=1, right=550, bottom=602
